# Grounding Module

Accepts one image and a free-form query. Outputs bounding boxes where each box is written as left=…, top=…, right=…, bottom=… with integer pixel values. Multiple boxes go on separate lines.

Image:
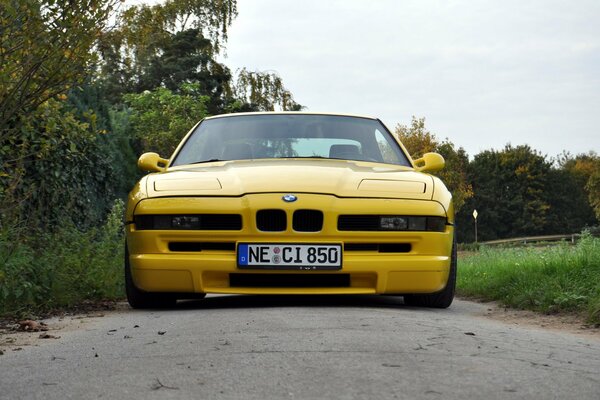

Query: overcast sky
left=220, top=0, right=600, bottom=158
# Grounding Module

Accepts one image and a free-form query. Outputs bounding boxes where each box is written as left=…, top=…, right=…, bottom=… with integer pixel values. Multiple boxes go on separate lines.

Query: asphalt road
left=1, top=296, right=599, bottom=400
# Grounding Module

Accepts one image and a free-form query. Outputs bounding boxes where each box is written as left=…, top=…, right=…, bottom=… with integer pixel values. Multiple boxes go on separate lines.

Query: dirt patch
left=0, top=301, right=129, bottom=354
left=1, top=316, right=75, bottom=353
left=468, top=298, right=600, bottom=339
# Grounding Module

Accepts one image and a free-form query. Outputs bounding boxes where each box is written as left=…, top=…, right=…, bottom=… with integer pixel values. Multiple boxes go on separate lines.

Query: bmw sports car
left=125, top=112, right=456, bottom=308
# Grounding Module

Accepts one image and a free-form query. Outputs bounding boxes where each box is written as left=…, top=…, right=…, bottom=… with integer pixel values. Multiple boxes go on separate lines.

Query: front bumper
left=126, top=194, right=454, bottom=295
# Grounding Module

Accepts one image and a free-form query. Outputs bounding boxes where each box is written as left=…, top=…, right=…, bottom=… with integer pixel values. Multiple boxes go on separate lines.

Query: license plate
left=237, top=243, right=342, bottom=270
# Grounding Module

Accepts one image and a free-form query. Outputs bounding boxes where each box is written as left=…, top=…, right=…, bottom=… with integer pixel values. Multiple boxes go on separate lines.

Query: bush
left=1, top=98, right=121, bottom=231
left=0, top=200, right=125, bottom=316
left=124, top=83, right=209, bottom=157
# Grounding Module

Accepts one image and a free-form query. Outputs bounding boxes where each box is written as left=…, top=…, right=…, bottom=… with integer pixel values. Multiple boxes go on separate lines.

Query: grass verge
left=0, top=201, right=125, bottom=318
left=457, top=235, right=600, bottom=325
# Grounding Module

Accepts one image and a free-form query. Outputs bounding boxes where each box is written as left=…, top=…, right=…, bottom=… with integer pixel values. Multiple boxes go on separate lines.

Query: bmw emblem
left=282, top=194, right=297, bottom=203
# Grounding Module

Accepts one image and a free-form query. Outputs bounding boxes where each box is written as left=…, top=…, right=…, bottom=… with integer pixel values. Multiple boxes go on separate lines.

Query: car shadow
left=171, top=294, right=438, bottom=312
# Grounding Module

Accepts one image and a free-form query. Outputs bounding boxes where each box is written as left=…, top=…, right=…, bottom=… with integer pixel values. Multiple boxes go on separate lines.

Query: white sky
left=220, top=0, right=600, bottom=158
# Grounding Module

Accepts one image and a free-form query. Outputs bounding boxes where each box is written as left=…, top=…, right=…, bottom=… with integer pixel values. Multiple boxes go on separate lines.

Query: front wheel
left=403, top=240, right=457, bottom=309
left=124, top=244, right=177, bottom=309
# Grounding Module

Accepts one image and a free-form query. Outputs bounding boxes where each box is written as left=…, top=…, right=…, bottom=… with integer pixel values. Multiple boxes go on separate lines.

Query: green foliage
left=395, top=117, right=473, bottom=211
left=97, top=0, right=237, bottom=105
left=136, top=28, right=232, bottom=113
left=564, top=153, right=600, bottom=221
left=544, top=168, right=596, bottom=234
left=588, top=171, right=600, bottom=220
left=96, top=0, right=301, bottom=114
left=68, top=84, right=140, bottom=199
left=457, top=235, right=600, bottom=324
left=1, top=98, right=119, bottom=229
left=0, top=0, right=127, bottom=230
left=106, top=107, right=141, bottom=197
left=117, top=0, right=237, bottom=52
left=0, top=0, right=119, bottom=134
left=125, top=83, right=210, bottom=157
left=457, top=242, right=481, bottom=252
left=458, top=145, right=552, bottom=241
left=0, top=200, right=125, bottom=316
left=395, top=117, right=438, bottom=154
left=0, top=229, right=37, bottom=313
left=231, top=68, right=303, bottom=112
left=456, top=146, right=598, bottom=242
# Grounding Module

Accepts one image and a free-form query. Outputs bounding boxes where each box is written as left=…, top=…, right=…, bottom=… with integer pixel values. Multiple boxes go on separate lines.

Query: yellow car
left=125, top=112, right=455, bottom=308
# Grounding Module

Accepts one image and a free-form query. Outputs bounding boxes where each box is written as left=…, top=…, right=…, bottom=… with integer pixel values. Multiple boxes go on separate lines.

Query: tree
left=395, top=117, right=473, bottom=212
left=124, top=83, right=210, bottom=157
left=560, top=152, right=600, bottom=222
left=137, top=29, right=233, bottom=114
left=457, top=145, right=553, bottom=241
left=0, top=0, right=119, bottom=135
left=96, top=1, right=301, bottom=114
left=543, top=167, right=596, bottom=234
left=230, top=68, right=303, bottom=112
left=588, top=171, right=600, bottom=221
left=0, top=0, right=120, bottom=229
left=97, top=0, right=237, bottom=104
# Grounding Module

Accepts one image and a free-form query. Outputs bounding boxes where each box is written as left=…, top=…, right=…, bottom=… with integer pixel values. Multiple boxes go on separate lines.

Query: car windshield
left=171, top=114, right=411, bottom=167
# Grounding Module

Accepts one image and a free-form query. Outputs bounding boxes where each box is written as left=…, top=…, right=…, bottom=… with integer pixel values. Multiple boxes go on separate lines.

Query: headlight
left=171, top=216, right=200, bottom=229
left=379, top=216, right=446, bottom=232
left=134, top=214, right=242, bottom=230
left=380, top=216, right=408, bottom=230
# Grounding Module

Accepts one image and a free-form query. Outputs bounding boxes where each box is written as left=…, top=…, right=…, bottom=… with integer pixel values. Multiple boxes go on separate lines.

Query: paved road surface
left=1, top=296, right=599, bottom=399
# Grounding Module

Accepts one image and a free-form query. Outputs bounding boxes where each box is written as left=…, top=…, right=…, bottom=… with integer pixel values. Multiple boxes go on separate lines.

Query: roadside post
left=473, top=209, right=478, bottom=243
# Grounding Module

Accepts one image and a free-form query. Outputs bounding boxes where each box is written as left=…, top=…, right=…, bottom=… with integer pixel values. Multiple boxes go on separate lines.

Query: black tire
left=403, top=239, right=457, bottom=309
left=125, top=244, right=177, bottom=309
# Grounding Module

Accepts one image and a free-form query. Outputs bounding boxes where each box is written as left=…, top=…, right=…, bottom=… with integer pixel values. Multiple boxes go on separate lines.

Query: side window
left=375, top=129, right=401, bottom=164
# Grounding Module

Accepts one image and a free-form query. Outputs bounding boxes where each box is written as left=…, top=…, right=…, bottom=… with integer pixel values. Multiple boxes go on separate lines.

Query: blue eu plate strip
left=238, top=244, right=248, bottom=265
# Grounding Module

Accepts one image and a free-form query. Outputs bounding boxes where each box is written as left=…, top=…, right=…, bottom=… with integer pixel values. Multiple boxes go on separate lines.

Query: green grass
left=0, top=200, right=125, bottom=318
left=457, top=235, right=600, bottom=324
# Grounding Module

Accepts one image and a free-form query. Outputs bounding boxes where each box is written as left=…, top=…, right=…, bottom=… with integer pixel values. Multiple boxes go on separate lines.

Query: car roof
left=204, top=111, right=379, bottom=121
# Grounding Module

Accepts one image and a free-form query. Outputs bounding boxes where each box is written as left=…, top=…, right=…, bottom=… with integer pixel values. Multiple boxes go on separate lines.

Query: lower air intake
left=229, top=274, right=350, bottom=288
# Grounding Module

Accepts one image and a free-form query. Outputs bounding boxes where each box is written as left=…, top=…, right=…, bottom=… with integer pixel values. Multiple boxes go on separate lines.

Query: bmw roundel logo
left=282, top=194, right=298, bottom=202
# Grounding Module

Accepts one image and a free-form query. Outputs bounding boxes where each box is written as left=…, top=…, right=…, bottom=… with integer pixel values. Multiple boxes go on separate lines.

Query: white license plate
left=237, top=243, right=342, bottom=270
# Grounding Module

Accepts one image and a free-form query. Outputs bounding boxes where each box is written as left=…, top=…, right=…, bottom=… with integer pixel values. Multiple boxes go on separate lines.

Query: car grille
left=256, top=209, right=287, bottom=231
left=337, top=215, right=381, bottom=231
left=201, top=215, right=243, bottom=230
left=293, top=210, right=324, bottom=232
left=229, top=273, right=350, bottom=288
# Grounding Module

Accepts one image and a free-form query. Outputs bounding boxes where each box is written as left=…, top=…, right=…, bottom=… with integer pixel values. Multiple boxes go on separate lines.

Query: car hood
left=145, top=159, right=435, bottom=200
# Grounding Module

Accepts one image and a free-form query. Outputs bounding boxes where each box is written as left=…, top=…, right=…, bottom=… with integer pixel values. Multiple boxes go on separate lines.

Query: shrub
left=0, top=200, right=125, bottom=316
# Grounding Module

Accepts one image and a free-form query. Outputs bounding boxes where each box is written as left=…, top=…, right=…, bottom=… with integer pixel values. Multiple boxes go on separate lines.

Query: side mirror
left=138, top=152, right=169, bottom=172
left=413, top=152, right=445, bottom=173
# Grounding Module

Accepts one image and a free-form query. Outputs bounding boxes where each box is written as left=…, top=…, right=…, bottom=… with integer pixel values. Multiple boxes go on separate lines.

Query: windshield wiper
left=281, top=156, right=336, bottom=159
left=285, top=156, right=351, bottom=160
left=188, top=159, right=225, bottom=165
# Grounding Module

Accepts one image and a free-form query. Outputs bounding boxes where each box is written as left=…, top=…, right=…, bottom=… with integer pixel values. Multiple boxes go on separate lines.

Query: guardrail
left=482, top=234, right=582, bottom=246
